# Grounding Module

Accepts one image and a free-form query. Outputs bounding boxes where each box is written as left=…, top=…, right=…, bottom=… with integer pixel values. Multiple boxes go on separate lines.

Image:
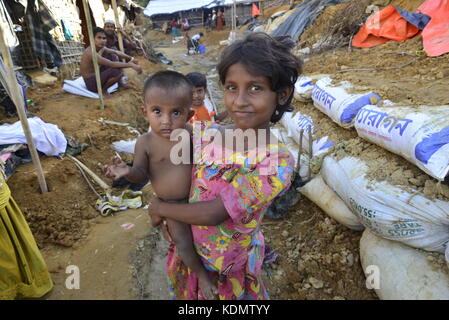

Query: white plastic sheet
left=63, top=77, right=118, bottom=99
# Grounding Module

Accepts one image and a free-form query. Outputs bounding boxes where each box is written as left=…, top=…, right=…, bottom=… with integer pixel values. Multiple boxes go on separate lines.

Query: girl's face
left=223, top=63, right=291, bottom=130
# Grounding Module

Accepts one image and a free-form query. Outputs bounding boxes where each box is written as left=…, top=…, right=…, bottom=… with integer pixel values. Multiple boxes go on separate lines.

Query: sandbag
left=312, top=77, right=381, bottom=128
left=300, top=174, right=364, bottom=230
left=294, top=74, right=329, bottom=102
left=279, top=111, right=334, bottom=156
left=355, top=105, right=449, bottom=181
left=271, top=127, right=308, bottom=180
left=360, top=229, right=449, bottom=300
left=279, top=111, right=315, bottom=147
left=321, top=156, right=449, bottom=252
left=294, top=76, right=314, bottom=102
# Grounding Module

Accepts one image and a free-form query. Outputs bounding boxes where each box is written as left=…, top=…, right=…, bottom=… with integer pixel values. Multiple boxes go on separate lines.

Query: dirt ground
left=8, top=1, right=447, bottom=298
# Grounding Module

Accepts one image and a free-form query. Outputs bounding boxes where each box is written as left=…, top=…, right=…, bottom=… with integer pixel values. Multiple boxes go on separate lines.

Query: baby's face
left=143, top=87, right=192, bottom=139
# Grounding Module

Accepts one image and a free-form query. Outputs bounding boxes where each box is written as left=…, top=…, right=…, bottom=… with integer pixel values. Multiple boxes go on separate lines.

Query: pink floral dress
left=166, top=122, right=294, bottom=300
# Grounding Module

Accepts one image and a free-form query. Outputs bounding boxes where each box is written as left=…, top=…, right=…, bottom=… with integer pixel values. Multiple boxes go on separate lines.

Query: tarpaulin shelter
left=271, top=0, right=350, bottom=42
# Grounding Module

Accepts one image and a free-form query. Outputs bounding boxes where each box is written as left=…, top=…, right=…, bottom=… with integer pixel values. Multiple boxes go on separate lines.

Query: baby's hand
left=103, top=155, right=128, bottom=180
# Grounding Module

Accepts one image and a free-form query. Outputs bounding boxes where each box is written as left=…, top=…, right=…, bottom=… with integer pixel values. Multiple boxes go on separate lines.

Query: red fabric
left=418, top=0, right=449, bottom=57
left=252, top=3, right=260, bottom=17
left=352, top=5, right=420, bottom=48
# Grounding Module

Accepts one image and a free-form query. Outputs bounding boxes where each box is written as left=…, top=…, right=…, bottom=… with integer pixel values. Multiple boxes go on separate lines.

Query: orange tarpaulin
left=352, top=5, right=421, bottom=48
left=252, top=3, right=260, bottom=17
left=419, top=0, right=449, bottom=57
left=353, top=0, right=449, bottom=57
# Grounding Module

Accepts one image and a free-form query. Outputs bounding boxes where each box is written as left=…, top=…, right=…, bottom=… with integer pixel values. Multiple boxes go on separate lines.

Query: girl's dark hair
left=217, top=32, right=303, bottom=123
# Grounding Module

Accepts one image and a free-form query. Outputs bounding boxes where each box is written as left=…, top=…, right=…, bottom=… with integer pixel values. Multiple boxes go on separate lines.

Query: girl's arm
left=150, top=196, right=229, bottom=226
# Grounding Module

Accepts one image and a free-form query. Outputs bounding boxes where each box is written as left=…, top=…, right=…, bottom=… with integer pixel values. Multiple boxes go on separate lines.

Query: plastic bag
left=294, top=76, right=314, bottom=102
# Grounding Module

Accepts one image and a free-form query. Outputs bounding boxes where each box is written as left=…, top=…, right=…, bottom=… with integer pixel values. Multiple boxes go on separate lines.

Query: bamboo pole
left=0, top=24, right=48, bottom=193
left=201, top=9, right=204, bottom=30
left=82, top=0, right=105, bottom=109
left=111, top=0, right=125, bottom=56
left=68, top=155, right=110, bottom=191
left=233, top=0, right=237, bottom=30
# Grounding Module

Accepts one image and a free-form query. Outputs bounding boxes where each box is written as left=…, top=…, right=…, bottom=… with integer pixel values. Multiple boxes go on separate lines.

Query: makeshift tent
left=271, top=0, right=350, bottom=42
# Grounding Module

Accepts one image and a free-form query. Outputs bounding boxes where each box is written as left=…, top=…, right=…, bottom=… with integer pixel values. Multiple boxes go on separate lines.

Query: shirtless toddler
left=103, top=71, right=217, bottom=299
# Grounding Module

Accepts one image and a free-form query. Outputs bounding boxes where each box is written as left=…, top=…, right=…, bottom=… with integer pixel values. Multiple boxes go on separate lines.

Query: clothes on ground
left=0, top=143, right=33, bottom=179
left=167, top=121, right=294, bottom=300
left=63, top=76, right=119, bottom=99
left=26, top=0, right=62, bottom=67
left=83, top=52, right=121, bottom=93
left=96, top=189, right=143, bottom=217
left=64, top=135, right=89, bottom=157
left=0, top=170, right=53, bottom=299
left=0, top=117, right=67, bottom=156
left=189, top=105, right=215, bottom=123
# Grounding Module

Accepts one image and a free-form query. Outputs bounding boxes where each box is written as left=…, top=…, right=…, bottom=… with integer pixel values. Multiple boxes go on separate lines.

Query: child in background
left=185, top=72, right=227, bottom=123
left=148, top=33, right=302, bottom=299
left=103, top=71, right=217, bottom=299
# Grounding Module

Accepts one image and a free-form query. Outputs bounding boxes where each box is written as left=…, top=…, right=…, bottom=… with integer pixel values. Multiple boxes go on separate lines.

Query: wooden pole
left=111, top=0, right=125, bottom=58
left=82, top=0, right=105, bottom=109
left=233, top=0, right=237, bottom=30
left=0, top=24, right=48, bottom=193
left=201, top=9, right=204, bottom=30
